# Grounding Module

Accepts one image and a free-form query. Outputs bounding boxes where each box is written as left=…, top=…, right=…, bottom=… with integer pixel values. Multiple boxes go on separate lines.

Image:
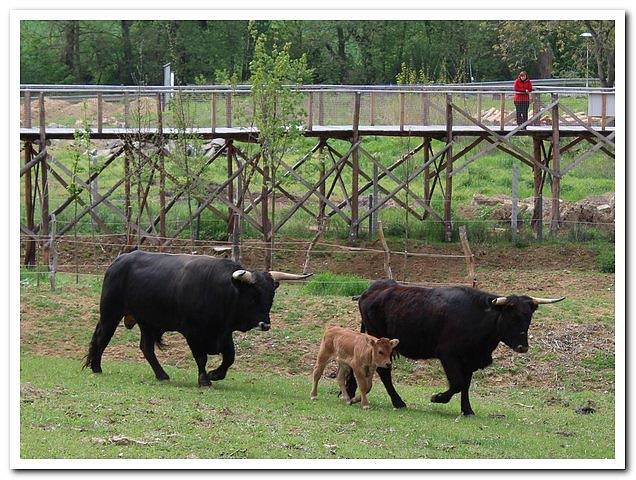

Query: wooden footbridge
left=19, top=84, right=615, bottom=267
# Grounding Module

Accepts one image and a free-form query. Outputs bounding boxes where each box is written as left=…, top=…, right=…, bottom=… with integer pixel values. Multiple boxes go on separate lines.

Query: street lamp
left=580, top=32, right=593, bottom=87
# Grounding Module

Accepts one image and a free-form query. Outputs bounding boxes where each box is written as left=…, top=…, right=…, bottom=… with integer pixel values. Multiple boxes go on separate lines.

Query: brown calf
left=310, top=325, right=399, bottom=409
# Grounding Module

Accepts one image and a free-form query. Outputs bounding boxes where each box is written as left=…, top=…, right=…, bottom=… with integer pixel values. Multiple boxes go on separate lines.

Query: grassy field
left=20, top=255, right=616, bottom=460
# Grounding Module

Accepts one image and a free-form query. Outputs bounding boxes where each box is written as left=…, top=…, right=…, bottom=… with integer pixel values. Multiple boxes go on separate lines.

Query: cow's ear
left=389, top=339, right=400, bottom=349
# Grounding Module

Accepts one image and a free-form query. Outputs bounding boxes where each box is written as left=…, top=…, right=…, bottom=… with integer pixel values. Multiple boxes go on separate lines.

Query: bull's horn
left=232, top=269, right=254, bottom=283
left=268, top=271, right=313, bottom=281
left=492, top=296, right=509, bottom=306
left=530, top=296, right=566, bottom=305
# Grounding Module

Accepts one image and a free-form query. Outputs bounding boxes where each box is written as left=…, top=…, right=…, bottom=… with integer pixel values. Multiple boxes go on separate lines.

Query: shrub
left=302, top=272, right=370, bottom=297
left=596, top=247, right=615, bottom=273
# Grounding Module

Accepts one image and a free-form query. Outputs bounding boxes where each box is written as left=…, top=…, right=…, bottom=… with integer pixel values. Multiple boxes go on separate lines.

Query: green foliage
left=302, top=272, right=370, bottom=297
left=596, top=245, right=615, bottom=273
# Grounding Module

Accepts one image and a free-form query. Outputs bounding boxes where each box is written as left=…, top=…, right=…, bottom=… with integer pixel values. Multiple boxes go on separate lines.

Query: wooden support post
left=350, top=92, right=361, bottom=242
left=124, top=92, right=130, bottom=128
left=227, top=140, right=234, bottom=234
left=307, top=92, right=313, bottom=131
left=423, top=137, right=431, bottom=208
left=371, top=161, right=379, bottom=239
left=23, top=141, right=36, bottom=266
left=511, top=162, right=519, bottom=244
left=97, top=93, right=103, bottom=133
left=550, top=93, right=561, bottom=235
left=231, top=213, right=241, bottom=264
left=499, top=93, right=505, bottom=130
left=318, top=143, right=326, bottom=223
left=39, top=93, right=50, bottom=265
left=422, top=92, right=430, bottom=126
left=532, top=137, right=544, bottom=240
left=399, top=92, right=405, bottom=131
left=444, top=94, right=454, bottom=242
left=458, top=225, right=477, bottom=288
left=370, top=92, right=376, bottom=126
left=48, top=214, right=57, bottom=292
left=157, top=94, right=166, bottom=244
left=211, top=92, right=217, bottom=133
left=377, top=220, right=392, bottom=279
left=226, top=92, right=232, bottom=128
left=23, top=91, right=32, bottom=128
left=124, top=144, right=132, bottom=247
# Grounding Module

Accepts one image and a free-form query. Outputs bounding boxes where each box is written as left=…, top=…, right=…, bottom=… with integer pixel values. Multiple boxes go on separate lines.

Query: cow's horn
left=529, top=296, right=566, bottom=305
left=232, top=270, right=254, bottom=283
left=268, top=271, right=313, bottom=282
left=492, top=296, right=509, bottom=306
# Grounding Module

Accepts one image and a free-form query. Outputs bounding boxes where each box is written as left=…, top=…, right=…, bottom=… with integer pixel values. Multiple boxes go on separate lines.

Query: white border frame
left=8, top=8, right=626, bottom=470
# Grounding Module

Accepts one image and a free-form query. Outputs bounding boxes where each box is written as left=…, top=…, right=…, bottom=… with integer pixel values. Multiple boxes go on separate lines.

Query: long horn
left=491, top=296, right=509, bottom=306
left=232, top=269, right=254, bottom=283
left=268, top=271, right=313, bottom=282
left=530, top=296, right=566, bottom=305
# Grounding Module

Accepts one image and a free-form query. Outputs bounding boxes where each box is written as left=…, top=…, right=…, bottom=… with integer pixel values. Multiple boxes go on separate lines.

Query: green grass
left=20, top=354, right=615, bottom=460
left=302, top=272, right=370, bottom=297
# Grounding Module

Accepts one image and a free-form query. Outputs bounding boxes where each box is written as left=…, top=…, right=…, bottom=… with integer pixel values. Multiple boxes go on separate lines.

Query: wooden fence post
left=399, top=92, right=405, bottom=131
left=423, top=137, right=431, bottom=208
left=499, top=93, right=505, bottom=130
left=532, top=137, right=543, bottom=240
left=458, top=225, right=477, bottom=287
left=23, top=91, right=32, bottom=128
left=48, top=214, right=57, bottom=292
left=444, top=93, right=454, bottom=242
left=211, top=92, right=217, bottom=133
left=97, top=93, right=103, bottom=133
left=550, top=93, right=561, bottom=235
left=39, top=92, right=50, bottom=265
left=377, top=220, right=392, bottom=279
left=350, top=92, right=361, bottom=242
left=477, top=93, right=482, bottom=122
left=422, top=92, right=430, bottom=126
left=307, top=92, right=313, bottom=131
left=157, top=94, right=166, bottom=244
left=227, top=141, right=235, bottom=234
left=261, top=160, right=271, bottom=270
left=318, top=92, right=324, bottom=126
left=532, top=93, right=541, bottom=126
left=226, top=92, right=232, bottom=128
left=371, top=161, right=379, bottom=239
left=124, top=92, right=130, bottom=128
left=370, top=91, right=376, bottom=126
left=23, top=141, right=36, bottom=266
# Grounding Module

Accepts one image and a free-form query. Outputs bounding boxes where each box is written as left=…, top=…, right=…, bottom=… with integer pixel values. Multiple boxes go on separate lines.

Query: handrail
left=20, top=83, right=615, bottom=96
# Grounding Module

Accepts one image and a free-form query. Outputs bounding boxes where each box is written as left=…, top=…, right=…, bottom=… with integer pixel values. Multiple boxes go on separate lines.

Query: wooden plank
left=561, top=131, right=615, bottom=176
left=423, top=137, right=430, bottom=208
left=558, top=102, right=615, bottom=149
left=227, top=141, right=235, bottom=233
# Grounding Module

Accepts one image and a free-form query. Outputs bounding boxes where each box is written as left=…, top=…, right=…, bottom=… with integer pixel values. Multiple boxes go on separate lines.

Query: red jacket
left=514, top=76, right=533, bottom=102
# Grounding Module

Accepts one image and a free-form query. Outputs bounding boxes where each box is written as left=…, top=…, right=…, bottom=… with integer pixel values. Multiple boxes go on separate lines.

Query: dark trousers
left=515, top=100, right=529, bottom=126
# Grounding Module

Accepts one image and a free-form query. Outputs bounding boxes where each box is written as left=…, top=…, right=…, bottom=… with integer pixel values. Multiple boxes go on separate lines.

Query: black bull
left=84, top=250, right=310, bottom=386
left=346, top=280, right=564, bottom=415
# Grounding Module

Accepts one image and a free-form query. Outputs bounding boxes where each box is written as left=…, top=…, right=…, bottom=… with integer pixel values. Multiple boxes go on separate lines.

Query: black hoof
left=198, top=375, right=212, bottom=387
left=431, top=393, right=451, bottom=404
left=156, top=372, right=170, bottom=381
left=207, top=369, right=227, bottom=381
left=91, top=367, right=102, bottom=374
left=392, top=399, right=407, bottom=409
left=462, top=410, right=475, bottom=416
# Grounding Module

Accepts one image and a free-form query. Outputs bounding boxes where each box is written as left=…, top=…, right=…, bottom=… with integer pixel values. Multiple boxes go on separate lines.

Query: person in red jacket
left=513, top=71, right=533, bottom=126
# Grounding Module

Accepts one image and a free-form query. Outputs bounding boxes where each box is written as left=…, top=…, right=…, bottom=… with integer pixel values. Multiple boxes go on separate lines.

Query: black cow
left=346, top=279, right=564, bottom=415
left=83, top=250, right=310, bottom=386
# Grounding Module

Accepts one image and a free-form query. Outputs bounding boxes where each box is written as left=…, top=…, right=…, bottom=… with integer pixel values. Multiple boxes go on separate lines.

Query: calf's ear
left=389, top=339, right=400, bottom=349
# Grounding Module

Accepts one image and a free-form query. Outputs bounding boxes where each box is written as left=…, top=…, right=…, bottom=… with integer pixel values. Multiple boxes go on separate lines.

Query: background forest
left=20, top=20, right=615, bottom=86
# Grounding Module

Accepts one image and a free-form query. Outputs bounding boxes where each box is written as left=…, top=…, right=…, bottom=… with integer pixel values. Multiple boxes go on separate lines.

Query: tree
left=584, top=20, right=615, bottom=87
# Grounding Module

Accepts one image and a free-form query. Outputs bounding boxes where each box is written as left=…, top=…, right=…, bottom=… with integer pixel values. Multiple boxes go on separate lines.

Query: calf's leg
left=351, top=367, right=371, bottom=409
left=310, top=345, right=331, bottom=400
left=139, top=326, right=169, bottom=381
left=376, top=366, right=407, bottom=409
left=207, top=336, right=235, bottom=381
